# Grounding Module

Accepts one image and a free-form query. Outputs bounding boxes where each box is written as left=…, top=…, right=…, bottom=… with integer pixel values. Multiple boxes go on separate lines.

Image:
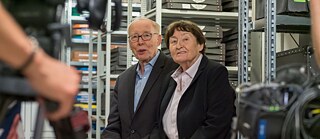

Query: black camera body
left=237, top=65, right=320, bottom=139
left=3, top=0, right=67, bottom=57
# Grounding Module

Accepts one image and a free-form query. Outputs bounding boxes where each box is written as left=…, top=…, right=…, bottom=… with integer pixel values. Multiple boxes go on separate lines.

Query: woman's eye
left=170, top=40, right=177, bottom=44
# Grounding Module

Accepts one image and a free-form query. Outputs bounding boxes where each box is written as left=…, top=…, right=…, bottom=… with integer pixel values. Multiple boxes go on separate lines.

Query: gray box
left=161, top=0, right=221, bottom=6
left=162, top=3, right=222, bottom=11
left=199, top=25, right=223, bottom=32
left=255, top=0, right=310, bottom=20
left=206, top=47, right=225, bottom=55
left=206, top=54, right=225, bottom=61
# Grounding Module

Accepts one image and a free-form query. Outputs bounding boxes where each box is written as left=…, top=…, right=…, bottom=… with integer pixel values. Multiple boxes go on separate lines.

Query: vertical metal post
left=265, top=0, right=277, bottom=82
left=140, top=0, right=147, bottom=15
left=156, top=0, right=162, bottom=35
left=88, top=29, right=93, bottom=139
left=66, top=0, right=73, bottom=66
left=127, top=0, right=133, bottom=68
left=238, top=0, right=249, bottom=84
left=105, top=0, right=112, bottom=131
left=238, top=0, right=249, bottom=138
left=96, top=30, right=103, bottom=139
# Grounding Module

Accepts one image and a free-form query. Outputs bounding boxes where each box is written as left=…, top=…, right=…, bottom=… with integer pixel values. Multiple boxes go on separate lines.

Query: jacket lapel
left=127, top=64, right=138, bottom=119
left=135, top=52, right=166, bottom=112
left=160, top=78, right=176, bottom=119
left=189, top=55, right=208, bottom=86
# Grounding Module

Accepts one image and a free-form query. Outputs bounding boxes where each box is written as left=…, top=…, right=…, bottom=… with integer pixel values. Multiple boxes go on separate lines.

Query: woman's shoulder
left=205, top=58, right=227, bottom=71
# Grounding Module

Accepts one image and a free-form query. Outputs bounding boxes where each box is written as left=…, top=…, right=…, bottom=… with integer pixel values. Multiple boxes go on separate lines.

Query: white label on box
left=191, top=4, right=206, bottom=9
left=182, top=4, right=191, bottom=9
left=198, top=26, right=205, bottom=30
left=79, top=59, right=97, bottom=62
left=193, top=0, right=205, bottom=3
left=79, top=54, right=98, bottom=57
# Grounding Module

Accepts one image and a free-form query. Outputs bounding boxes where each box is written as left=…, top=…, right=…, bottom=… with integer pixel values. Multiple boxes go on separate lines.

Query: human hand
left=22, top=49, right=80, bottom=121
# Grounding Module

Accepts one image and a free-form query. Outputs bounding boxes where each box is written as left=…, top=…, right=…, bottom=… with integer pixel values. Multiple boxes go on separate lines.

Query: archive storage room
left=0, top=0, right=319, bottom=139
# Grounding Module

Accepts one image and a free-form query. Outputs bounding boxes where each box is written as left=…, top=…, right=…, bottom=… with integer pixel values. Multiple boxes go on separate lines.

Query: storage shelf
left=71, top=16, right=87, bottom=21
left=145, top=9, right=238, bottom=20
left=80, top=84, right=97, bottom=89
left=71, top=61, right=97, bottom=66
left=100, top=74, right=119, bottom=80
left=72, top=38, right=90, bottom=44
left=226, top=66, right=238, bottom=71
left=144, top=9, right=240, bottom=28
left=253, top=15, right=310, bottom=33
left=91, top=31, right=127, bottom=43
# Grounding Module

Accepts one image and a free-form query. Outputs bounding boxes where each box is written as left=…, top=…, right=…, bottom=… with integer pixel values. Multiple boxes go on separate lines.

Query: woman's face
left=169, top=29, right=203, bottom=66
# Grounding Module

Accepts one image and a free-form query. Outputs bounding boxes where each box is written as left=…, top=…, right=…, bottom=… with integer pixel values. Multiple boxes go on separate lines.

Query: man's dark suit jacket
left=102, top=51, right=178, bottom=139
left=158, top=55, right=236, bottom=139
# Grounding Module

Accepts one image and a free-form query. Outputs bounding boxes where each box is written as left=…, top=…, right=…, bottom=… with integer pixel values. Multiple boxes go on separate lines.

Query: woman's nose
left=176, top=41, right=184, bottom=49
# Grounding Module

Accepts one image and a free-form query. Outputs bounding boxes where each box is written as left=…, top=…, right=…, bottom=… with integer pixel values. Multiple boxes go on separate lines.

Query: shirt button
left=131, top=130, right=136, bottom=134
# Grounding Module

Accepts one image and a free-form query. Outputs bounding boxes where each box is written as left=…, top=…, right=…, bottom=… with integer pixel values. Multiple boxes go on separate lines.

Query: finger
left=7, top=114, right=20, bottom=139
left=46, top=97, right=74, bottom=121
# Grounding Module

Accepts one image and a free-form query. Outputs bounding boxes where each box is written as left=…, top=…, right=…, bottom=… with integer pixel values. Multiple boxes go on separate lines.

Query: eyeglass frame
left=128, top=33, right=159, bottom=42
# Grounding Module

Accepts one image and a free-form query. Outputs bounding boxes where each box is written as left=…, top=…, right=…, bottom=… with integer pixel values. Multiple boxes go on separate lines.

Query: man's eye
left=143, top=34, right=151, bottom=37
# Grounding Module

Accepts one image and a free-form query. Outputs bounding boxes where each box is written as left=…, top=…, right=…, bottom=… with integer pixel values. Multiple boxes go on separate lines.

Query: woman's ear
left=157, top=34, right=163, bottom=45
left=197, top=43, right=204, bottom=52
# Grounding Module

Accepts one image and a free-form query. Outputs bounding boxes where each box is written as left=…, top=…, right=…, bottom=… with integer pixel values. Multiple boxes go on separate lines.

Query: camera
left=0, top=0, right=122, bottom=138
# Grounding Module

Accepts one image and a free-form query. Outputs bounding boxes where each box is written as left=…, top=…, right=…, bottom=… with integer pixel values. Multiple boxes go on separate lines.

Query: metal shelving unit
left=91, top=1, right=140, bottom=138
left=66, top=0, right=99, bottom=138
left=253, top=15, right=310, bottom=33
left=139, top=0, right=242, bottom=88
left=144, top=8, right=239, bottom=29
left=244, top=0, right=311, bottom=83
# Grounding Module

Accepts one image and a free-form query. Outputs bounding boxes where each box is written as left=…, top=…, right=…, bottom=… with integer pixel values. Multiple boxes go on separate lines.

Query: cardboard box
left=161, top=3, right=222, bottom=11
left=256, top=0, right=310, bottom=20
left=160, top=0, right=221, bottom=6
left=72, top=51, right=98, bottom=62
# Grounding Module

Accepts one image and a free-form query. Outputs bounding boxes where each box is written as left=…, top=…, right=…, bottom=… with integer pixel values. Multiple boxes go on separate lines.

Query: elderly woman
left=159, top=20, right=235, bottom=139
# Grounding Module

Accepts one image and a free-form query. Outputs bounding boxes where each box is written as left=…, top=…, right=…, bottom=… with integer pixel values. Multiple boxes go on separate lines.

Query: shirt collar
left=136, top=50, right=160, bottom=72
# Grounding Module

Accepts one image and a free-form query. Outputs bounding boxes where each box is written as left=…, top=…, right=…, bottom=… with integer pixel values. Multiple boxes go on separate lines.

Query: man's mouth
left=137, top=49, right=146, bottom=54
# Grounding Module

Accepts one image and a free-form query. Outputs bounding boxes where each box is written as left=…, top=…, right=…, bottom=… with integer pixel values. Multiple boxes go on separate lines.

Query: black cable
left=282, top=87, right=320, bottom=139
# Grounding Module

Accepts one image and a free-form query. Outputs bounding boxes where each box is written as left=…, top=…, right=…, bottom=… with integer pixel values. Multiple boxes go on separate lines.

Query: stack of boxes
left=72, top=24, right=98, bottom=43
left=223, top=28, right=239, bottom=88
left=255, top=0, right=309, bottom=20
left=72, top=50, right=98, bottom=63
left=222, top=0, right=252, bottom=12
left=223, top=28, right=238, bottom=67
left=202, top=25, right=225, bottom=65
left=150, top=0, right=222, bottom=11
left=111, top=47, right=127, bottom=74
left=223, top=27, right=251, bottom=88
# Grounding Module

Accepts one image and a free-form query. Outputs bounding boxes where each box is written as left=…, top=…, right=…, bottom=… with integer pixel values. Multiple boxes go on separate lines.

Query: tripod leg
left=33, top=105, right=45, bottom=139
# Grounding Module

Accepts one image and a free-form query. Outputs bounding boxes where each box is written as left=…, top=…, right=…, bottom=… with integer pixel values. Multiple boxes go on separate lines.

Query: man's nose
left=137, top=36, right=144, bottom=44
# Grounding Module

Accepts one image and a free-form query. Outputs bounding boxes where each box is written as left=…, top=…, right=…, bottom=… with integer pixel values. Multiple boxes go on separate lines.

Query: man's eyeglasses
left=128, top=33, right=158, bottom=42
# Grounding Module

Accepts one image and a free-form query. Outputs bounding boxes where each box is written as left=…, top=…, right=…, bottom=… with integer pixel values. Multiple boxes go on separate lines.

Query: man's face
left=128, top=20, right=161, bottom=63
